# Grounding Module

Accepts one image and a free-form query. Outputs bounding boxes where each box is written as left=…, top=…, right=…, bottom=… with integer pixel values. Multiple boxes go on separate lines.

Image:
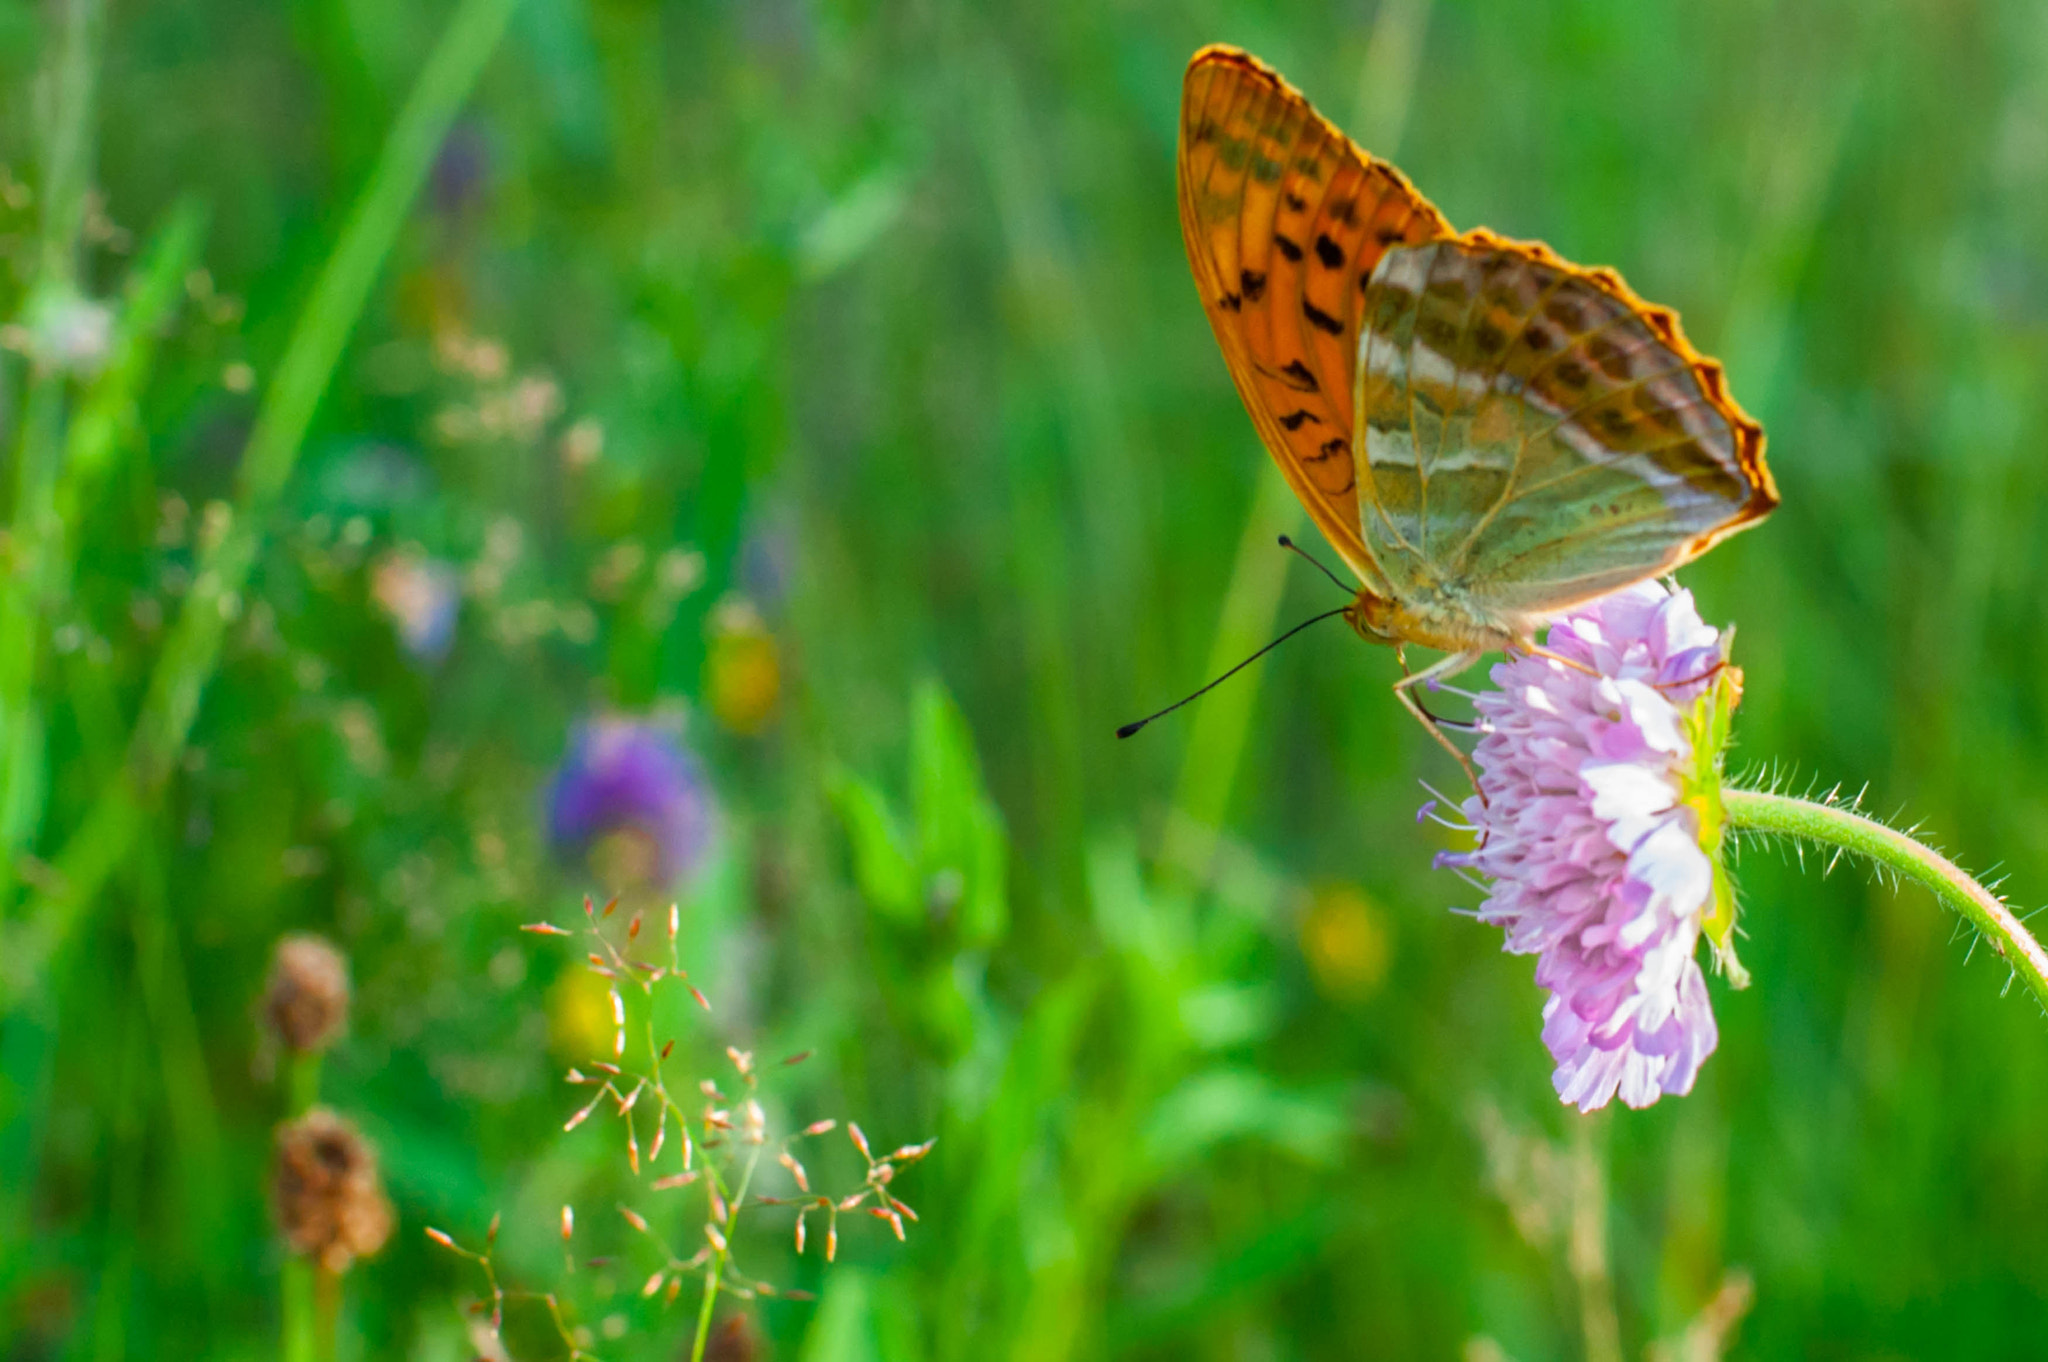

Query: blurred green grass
left=2, top=0, right=2047, bottom=1357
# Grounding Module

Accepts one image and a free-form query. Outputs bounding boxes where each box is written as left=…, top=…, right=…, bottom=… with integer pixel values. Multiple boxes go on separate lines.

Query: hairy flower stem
left=1724, top=789, right=2048, bottom=1013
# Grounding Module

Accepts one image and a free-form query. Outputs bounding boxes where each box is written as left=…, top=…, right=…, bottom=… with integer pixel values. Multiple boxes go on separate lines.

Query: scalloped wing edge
left=1454, top=225, right=1779, bottom=567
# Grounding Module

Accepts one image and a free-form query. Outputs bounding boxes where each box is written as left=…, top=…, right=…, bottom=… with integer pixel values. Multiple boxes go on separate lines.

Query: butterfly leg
left=1520, top=642, right=1599, bottom=677
left=1391, top=649, right=1486, bottom=799
left=1654, top=658, right=1729, bottom=693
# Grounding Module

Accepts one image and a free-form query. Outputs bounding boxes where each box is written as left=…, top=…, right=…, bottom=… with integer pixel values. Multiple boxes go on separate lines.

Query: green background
left=2, top=0, right=2045, bottom=1356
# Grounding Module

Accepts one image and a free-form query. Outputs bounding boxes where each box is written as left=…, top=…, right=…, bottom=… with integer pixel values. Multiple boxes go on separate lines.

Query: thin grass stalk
left=1164, top=7, right=1434, bottom=862
left=0, top=0, right=106, bottom=916
left=9, top=0, right=521, bottom=995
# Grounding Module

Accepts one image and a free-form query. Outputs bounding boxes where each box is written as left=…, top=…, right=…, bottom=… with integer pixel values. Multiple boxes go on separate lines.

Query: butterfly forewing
left=1355, top=234, right=1774, bottom=622
left=1179, top=46, right=1450, bottom=585
left=1178, top=45, right=1775, bottom=655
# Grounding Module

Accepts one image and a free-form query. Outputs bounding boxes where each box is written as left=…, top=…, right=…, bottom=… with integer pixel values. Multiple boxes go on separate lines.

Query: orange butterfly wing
left=1178, top=45, right=1453, bottom=586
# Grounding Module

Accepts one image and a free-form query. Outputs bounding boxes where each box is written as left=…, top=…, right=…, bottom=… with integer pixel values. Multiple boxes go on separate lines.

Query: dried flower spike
left=273, top=1108, right=393, bottom=1272
left=261, top=934, right=351, bottom=1054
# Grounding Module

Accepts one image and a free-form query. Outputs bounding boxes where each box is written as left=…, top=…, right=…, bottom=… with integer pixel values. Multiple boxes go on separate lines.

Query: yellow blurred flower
left=548, top=966, right=615, bottom=1059
left=706, top=600, right=781, bottom=736
left=1300, top=883, right=1393, bottom=1002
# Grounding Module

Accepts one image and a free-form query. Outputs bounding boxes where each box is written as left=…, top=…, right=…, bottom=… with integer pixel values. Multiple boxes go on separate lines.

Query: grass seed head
left=262, top=934, right=351, bottom=1054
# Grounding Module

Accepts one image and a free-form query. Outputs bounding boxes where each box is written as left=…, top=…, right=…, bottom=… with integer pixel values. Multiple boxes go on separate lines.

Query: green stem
left=1724, top=788, right=2048, bottom=1013
left=33, top=0, right=101, bottom=283
left=7, top=0, right=519, bottom=993
left=690, top=1147, right=760, bottom=1362
left=281, top=1044, right=326, bottom=1357
left=1163, top=6, right=1433, bottom=874
left=0, top=0, right=105, bottom=917
left=281, top=1256, right=318, bottom=1362
left=286, top=1051, right=323, bottom=1119
left=690, top=1247, right=722, bottom=1362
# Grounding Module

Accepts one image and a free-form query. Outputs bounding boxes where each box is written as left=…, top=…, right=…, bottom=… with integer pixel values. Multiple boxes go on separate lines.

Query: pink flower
left=1436, top=581, right=1742, bottom=1112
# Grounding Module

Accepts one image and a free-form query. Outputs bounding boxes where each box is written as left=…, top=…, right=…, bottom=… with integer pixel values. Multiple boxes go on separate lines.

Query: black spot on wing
left=1278, top=409, right=1321, bottom=430
left=1275, top=234, right=1304, bottom=262
left=1304, top=301, right=1343, bottom=335
left=1314, top=234, right=1344, bottom=268
left=1279, top=359, right=1319, bottom=391
left=1308, top=436, right=1346, bottom=462
left=1240, top=269, right=1267, bottom=301
left=1587, top=335, right=1629, bottom=379
left=1547, top=297, right=1588, bottom=332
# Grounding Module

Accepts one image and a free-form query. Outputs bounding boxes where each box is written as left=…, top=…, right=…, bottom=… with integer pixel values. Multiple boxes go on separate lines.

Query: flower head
left=1437, top=581, right=1744, bottom=1112
left=15, top=283, right=114, bottom=375
left=371, top=551, right=461, bottom=662
left=545, top=717, right=715, bottom=889
left=705, top=599, right=781, bottom=736
left=262, top=934, right=352, bottom=1054
left=273, top=1108, right=394, bottom=1272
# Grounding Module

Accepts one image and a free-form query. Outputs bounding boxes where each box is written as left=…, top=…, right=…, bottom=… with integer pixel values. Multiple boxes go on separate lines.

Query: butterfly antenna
left=1277, top=535, right=1353, bottom=595
left=1117, top=606, right=1351, bottom=739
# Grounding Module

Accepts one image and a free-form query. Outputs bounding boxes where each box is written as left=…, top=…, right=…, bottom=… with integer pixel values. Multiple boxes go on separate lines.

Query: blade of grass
left=1166, top=5, right=1433, bottom=871
left=0, top=0, right=107, bottom=917
left=4, top=0, right=522, bottom=998
left=61, top=198, right=209, bottom=511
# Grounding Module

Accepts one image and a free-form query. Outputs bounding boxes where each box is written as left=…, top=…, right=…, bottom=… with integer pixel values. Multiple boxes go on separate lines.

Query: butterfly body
left=1175, top=45, right=1775, bottom=777
left=1344, top=580, right=1526, bottom=658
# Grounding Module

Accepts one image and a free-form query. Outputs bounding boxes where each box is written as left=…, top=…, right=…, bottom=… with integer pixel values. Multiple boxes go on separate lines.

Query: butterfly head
left=1344, top=586, right=1523, bottom=657
left=1344, top=588, right=1415, bottom=649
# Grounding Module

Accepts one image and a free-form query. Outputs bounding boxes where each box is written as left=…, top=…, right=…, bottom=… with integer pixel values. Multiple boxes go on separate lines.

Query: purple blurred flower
left=1437, top=582, right=1739, bottom=1112
left=545, top=718, right=714, bottom=888
left=430, top=121, right=492, bottom=218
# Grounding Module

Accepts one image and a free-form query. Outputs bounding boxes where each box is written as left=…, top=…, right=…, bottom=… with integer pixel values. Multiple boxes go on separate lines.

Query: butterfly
left=1176, top=44, right=1776, bottom=781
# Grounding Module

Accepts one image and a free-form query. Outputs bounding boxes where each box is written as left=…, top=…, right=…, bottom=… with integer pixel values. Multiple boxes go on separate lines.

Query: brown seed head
left=262, top=934, right=351, bottom=1053
left=702, top=1314, right=761, bottom=1362
left=273, top=1108, right=393, bottom=1272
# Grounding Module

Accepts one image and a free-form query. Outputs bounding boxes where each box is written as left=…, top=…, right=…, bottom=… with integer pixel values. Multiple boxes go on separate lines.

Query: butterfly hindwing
left=1355, top=233, right=1775, bottom=621
left=1179, top=45, right=1451, bottom=585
